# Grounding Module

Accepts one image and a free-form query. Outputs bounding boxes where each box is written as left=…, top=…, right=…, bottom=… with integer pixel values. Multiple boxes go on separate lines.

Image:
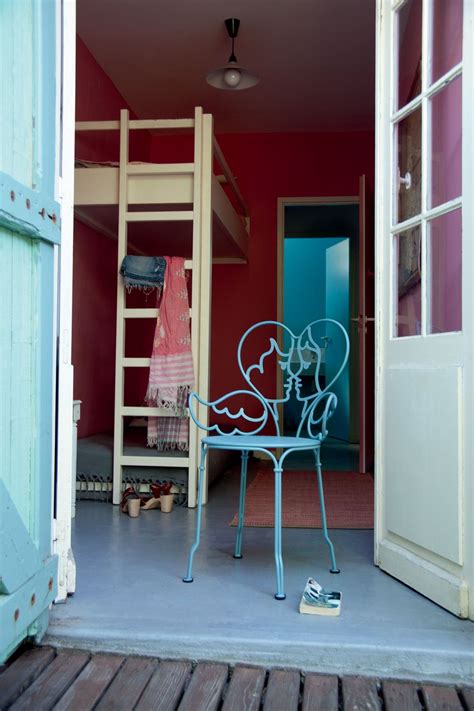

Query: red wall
left=73, top=221, right=118, bottom=436
left=74, top=35, right=374, bottom=436
left=73, top=38, right=150, bottom=436
left=209, top=132, right=374, bottom=403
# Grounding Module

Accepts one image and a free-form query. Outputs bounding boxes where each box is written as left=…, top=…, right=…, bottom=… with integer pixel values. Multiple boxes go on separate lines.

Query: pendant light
left=206, top=18, right=259, bottom=91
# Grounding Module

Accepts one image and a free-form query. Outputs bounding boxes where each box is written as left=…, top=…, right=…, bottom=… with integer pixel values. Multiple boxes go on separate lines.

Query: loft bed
left=74, top=113, right=249, bottom=263
left=74, top=108, right=250, bottom=508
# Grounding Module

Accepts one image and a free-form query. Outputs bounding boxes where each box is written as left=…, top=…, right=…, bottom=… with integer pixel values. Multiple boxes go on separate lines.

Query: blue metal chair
left=183, top=319, right=350, bottom=600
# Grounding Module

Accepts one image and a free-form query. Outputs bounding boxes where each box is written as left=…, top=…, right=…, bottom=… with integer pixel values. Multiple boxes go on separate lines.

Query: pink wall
left=209, top=132, right=374, bottom=405
left=73, top=38, right=150, bottom=437
left=147, top=131, right=374, bottom=413
left=73, top=221, right=117, bottom=436
left=75, top=38, right=150, bottom=163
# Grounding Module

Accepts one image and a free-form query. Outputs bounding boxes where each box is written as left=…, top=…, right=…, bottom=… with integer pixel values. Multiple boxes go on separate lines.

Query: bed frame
left=74, top=108, right=250, bottom=507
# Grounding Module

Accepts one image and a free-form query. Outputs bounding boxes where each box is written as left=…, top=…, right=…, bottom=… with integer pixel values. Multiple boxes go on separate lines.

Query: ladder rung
left=121, top=406, right=189, bottom=417
left=124, top=308, right=158, bottom=319
left=122, top=406, right=166, bottom=417
left=75, top=120, right=120, bottom=131
left=129, top=118, right=194, bottom=130
left=119, top=455, right=189, bottom=467
left=123, top=358, right=151, bottom=367
left=123, top=308, right=193, bottom=319
left=127, top=162, right=194, bottom=175
left=125, top=211, right=193, bottom=222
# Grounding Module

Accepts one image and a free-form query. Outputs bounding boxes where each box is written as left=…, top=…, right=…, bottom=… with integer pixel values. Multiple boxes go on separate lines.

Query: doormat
left=230, top=468, right=374, bottom=528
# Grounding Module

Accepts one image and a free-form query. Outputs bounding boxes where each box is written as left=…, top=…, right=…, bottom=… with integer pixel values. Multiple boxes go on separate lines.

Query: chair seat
left=202, top=434, right=320, bottom=450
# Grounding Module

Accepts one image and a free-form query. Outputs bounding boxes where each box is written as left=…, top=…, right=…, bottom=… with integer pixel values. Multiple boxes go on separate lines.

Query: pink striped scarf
left=146, top=256, right=194, bottom=451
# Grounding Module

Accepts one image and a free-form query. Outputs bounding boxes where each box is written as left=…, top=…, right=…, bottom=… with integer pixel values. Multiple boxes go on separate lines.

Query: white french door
left=375, top=0, right=473, bottom=617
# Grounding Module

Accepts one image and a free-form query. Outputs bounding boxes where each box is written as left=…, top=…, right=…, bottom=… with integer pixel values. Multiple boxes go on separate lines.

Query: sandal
left=150, top=483, right=162, bottom=500
left=141, top=482, right=174, bottom=511
left=120, top=486, right=139, bottom=513
left=141, top=497, right=161, bottom=510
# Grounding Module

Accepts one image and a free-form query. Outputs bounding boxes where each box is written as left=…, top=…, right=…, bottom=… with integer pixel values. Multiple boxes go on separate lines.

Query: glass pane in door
left=430, top=77, right=462, bottom=209
left=432, top=0, right=463, bottom=83
left=428, top=209, right=462, bottom=334
left=397, top=0, right=422, bottom=109
left=397, top=108, right=422, bottom=223
left=395, top=225, right=422, bottom=337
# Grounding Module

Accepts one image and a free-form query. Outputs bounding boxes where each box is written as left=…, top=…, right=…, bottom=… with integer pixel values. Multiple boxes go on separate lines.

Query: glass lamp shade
left=206, top=61, right=259, bottom=90
left=224, top=67, right=242, bottom=87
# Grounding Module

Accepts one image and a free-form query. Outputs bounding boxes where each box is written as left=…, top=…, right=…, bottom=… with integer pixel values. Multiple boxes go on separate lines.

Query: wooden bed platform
left=74, top=164, right=248, bottom=261
left=74, top=108, right=250, bottom=507
left=74, top=112, right=249, bottom=263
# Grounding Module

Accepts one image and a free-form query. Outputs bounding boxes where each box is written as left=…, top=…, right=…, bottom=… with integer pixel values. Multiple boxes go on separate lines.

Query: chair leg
left=234, top=450, right=249, bottom=559
left=314, top=449, right=340, bottom=574
left=274, top=466, right=286, bottom=599
left=183, top=443, right=208, bottom=583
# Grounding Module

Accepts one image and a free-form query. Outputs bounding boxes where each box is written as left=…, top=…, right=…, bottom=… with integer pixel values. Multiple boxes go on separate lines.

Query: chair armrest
left=189, top=389, right=270, bottom=436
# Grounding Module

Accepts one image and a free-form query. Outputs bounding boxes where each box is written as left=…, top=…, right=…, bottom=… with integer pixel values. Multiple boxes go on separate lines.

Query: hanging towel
left=150, top=416, right=190, bottom=453
left=120, top=256, right=166, bottom=293
left=146, top=256, right=194, bottom=451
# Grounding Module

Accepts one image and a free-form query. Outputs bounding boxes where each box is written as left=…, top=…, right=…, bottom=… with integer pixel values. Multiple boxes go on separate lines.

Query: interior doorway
left=277, top=197, right=372, bottom=473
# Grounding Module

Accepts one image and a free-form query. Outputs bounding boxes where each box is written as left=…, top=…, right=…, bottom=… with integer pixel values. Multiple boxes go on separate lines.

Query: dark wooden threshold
left=0, top=645, right=472, bottom=710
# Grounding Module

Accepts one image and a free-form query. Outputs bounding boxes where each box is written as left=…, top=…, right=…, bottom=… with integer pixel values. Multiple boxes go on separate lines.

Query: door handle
left=351, top=315, right=375, bottom=332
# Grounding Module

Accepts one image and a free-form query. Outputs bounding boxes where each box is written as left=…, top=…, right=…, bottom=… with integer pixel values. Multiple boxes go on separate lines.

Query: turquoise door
left=0, top=0, right=60, bottom=661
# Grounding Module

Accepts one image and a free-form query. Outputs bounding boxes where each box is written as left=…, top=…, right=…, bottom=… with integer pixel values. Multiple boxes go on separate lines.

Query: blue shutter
left=0, top=0, right=60, bottom=661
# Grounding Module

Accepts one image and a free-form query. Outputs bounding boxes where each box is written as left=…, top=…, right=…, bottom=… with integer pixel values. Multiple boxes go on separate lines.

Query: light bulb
left=224, top=68, right=241, bottom=88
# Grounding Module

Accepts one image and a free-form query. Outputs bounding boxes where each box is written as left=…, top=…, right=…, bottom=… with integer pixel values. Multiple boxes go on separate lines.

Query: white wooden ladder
left=112, top=107, right=213, bottom=508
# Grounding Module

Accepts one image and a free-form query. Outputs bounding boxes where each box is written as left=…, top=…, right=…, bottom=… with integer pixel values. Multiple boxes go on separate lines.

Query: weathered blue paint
left=0, top=0, right=59, bottom=662
left=0, top=172, right=60, bottom=243
left=33, top=0, right=57, bottom=195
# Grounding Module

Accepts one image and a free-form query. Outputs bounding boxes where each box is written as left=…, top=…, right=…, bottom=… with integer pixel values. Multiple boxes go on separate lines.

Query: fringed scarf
left=146, top=256, right=194, bottom=451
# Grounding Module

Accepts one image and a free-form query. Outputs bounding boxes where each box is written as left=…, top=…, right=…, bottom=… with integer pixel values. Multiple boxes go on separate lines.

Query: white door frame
left=374, top=0, right=473, bottom=618
left=54, top=0, right=77, bottom=601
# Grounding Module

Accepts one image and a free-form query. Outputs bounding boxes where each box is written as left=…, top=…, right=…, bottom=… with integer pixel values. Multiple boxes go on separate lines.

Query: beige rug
left=230, top=468, right=374, bottom=528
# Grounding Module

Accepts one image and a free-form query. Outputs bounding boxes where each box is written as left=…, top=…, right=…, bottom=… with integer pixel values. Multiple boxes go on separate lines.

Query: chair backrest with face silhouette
left=189, top=319, right=349, bottom=442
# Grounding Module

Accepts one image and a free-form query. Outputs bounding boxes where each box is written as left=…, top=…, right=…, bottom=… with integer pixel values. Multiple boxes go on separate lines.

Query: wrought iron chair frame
left=183, top=319, right=350, bottom=599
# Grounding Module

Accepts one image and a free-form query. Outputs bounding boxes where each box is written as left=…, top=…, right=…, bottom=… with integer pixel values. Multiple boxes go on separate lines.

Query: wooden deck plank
left=9, top=650, right=89, bottom=711
left=222, top=666, right=266, bottom=711
left=302, top=673, right=338, bottom=710
left=2, top=646, right=472, bottom=711
left=94, top=657, right=156, bottom=711
left=382, top=680, right=422, bottom=711
left=0, top=647, right=56, bottom=709
left=421, top=684, right=463, bottom=710
left=342, top=676, right=381, bottom=710
left=178, top=663, right=228, bottom=711
left=461, top=687, right=474, bottom=711
left=53, top=654, right=124, bottom=710
left=263, top=669, right=300, bottom=711
left=135, top=661, right=191, bottom=711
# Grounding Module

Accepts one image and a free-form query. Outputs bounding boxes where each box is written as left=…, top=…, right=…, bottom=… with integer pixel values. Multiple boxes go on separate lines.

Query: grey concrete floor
left=46, top=456, right=474, bottom=684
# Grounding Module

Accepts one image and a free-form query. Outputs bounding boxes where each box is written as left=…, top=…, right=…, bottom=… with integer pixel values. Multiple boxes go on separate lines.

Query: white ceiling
left=77, top=0, right=375, bottom=134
